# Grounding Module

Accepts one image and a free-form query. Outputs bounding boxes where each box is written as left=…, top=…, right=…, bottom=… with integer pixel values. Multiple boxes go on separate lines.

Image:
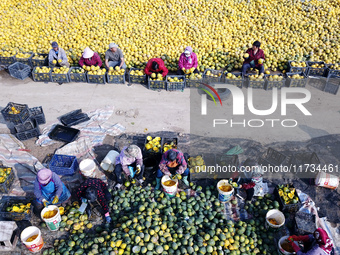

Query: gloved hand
left=136, top=165, right=141, bottom=175
left=42, top=199, right=48, bottom=207
left=105, top=216, right=112, bottom=223
left=52, top=195, right=59, bottom=205
left=81, top=197, right=87, bottom=204
left=182, top=68, right=186, bottom=72
left=288, top=235, right=299, bottom=242
left=287, top=236, right=295, bottom=243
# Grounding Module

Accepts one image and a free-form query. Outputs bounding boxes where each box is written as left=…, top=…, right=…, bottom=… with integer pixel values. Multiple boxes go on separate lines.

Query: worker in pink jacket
left=177, top=46, right=199, bottom=75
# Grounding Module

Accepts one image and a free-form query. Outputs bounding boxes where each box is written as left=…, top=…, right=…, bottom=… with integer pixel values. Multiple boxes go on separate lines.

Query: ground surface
left=0, top=72, right=339, bottom=254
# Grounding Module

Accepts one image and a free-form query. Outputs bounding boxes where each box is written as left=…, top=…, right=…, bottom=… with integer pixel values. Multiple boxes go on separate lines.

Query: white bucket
left=217, top=180, right=234, bottom=203
left=315, top=171, right=339, bottom=190
left=21, top=226, right=44, bottom=253
left=266, top=209, right=285, bottom=228
left=41, top=205, right=61, bottom=231
left=79, top=159, right=97, bottom=177
left=100, top=150, right=119, bottom=172
left=278, top=236, right=297, bottom=255
left=161, top=175, right=178, bottom=198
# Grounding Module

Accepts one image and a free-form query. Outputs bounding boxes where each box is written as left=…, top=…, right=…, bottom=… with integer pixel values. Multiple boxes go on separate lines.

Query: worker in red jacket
left=144, top=58, right=168, bottom=77
left=79, top=47, right=102, bottom=67
left=241, top=41, right=265, bottom=76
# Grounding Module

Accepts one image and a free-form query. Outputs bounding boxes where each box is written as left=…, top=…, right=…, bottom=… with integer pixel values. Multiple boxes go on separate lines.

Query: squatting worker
left=144, top=58, right=169, bottom=77
left=105, top=43, right=126, bottom=69
left=78, top=47, right=102, bottom=67
left=241, top=41, right=265, bottom=75
left=33, top=168, right=71, bottom=216
left=76, top=178, right=112, bottom=223
left=48, top=41, right=70, bottom=67
left=114, top=145, right=144, bottom=189
left=155, top=149, right=190, bottom=190
left=177, top=46, right=199, bottom=75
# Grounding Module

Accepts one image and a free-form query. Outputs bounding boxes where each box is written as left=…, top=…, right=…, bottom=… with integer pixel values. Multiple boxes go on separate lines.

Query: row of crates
left=288, top=60, right=340, bottom=77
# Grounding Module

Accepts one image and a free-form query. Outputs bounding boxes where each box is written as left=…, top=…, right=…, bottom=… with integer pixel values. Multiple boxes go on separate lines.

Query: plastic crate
left=87, top=73, right=106, bottom=84
left=166, top=75, right=186, bottom=91
left=324, top=74, right=340, bottom=95
left=259, top=147, right=287, bottom=167
left=128, top=68, right=147, bottom=85
left=265, top=74, right=286, bottom=90
left=0, top=167, right=15, bottom=194
left=285, top=72, right=308, bottom=87
left=0, top=54, right=16, bottom=66
left=307, top=61, right=326, bottom=76
left=48, top=124, right=80, bottom=143
left=59, top=109, right=89, bottom=126
left=203, top=69, right=223, bottom=84
left=1, top=102, right=30, bottom=125
left=247, top=74, right=265, bottom=89
left=161, top=137, right=178, bottom=153
left=8, top=62, right=31, bottom=80
left=185, top=77, right=203, bottom=88
left=0, top=196, right=32, bottom=221
left=143, top=136, right=163, bottom=155
left=289, top=152, right=320, bottom=166
left=216, top=154, right=239, bottom=167
left=294, top=211, right=316, bottom=235
left=274, top=185, right=302, bottom=213
left=49, top=154, right=79, bottom=176
left=69, top=67, right=87, bottom=83
left=107, top=70, right=126, bottom=84
left=51, top=68, right=71, bottom=83
left=13, top=119, right=35, bottom=133
left=148, top=76, right=166, bottom=90
left=32, top=66, right=52, bottom=83
left=15, top=118, right=40, bottom=141
left=224, top=72, right=244, bottom=88
left=15, top=53, right=33, bottom=67
left=288, top=61, right=308, bottom=73
left=325, top=63, right=340, bottom=77
left=29, top=106, right=46, bottom=125
left=32, top=54, right=48, bottom=67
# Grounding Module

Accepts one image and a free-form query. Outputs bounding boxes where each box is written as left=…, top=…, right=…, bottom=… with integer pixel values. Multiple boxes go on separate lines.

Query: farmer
left=114, top=145, right=144, bottom=189
left=144, top=58, right=168, bottom=77
left=230, top=158, right=263, bottom=201
left=105, top=43, right=126, bottom=69
left=33, top=168, right=71, bottom=216
left=155, top=149, right=190, bottom=190
left=177, top=46, right=199, bottom=75
left=78, top=47, right=102, bottom=67
left=287, top=228, right=334, bottom=255
left=48, top=41, right=70, bottom=67
left=76, top=178, right=112, bottom=223
left=241, top=40, right=265, bottom=75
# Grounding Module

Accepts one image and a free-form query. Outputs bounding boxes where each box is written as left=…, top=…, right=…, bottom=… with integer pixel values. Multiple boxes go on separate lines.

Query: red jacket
left=79, top=52, right=102, bottom=67
left=144, top=58, right=168, bottom=77
left=243, top=48, right=265, bottom=68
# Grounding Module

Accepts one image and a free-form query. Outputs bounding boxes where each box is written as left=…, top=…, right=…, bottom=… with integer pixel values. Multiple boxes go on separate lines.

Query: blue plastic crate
left=29, top=106, right=46, bottom=125
left=49, top=154, right=79, bottom=176
left=1, top=102, right=30, bottom=125
left=8, top=62, right=31, bottom=80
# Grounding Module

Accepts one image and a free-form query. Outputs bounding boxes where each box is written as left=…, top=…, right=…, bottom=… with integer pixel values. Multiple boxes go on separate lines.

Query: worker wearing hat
left=48, top=41, right=70, bottom=68
left=33, top=168, right=71, bottom=215
left=155, top=149, right=190, bottom=190
left=177, top=46, right=199, bottom=75
left=114, top=145, right=144, bottom=189
left=105, top=43, right=126, bottom=69
left=78, top=47, right=102, bottom=67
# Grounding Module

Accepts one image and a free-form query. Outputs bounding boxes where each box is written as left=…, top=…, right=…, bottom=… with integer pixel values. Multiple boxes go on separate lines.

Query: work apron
left=40, top=181, right=71, bottom=204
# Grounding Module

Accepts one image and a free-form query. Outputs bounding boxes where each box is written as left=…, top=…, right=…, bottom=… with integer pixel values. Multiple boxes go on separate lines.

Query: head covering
left=85, top=187, right=97, bottom=202
left=184, top=46, right=193, bottom=64
left=109, top=43, right=118, bottom=49
left=314, top=228, right=333, bottom=254
left=37, top=168, right=53, bottom=185
left=51, top=41, right=58, bottom=48
left=124, top=145, right=140, bottom=158
left=83, top=47, right=94, bottom=59
left=167, top=150, right=177, bottom=162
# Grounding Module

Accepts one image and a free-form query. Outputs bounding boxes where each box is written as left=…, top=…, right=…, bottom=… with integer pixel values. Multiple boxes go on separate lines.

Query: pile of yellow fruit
left=0, top=167, right=12, bottom=183
left=145, top=136, right=161, bottom=153
left=35, top=66, right=51, bottom=73
left=16, top=53, right=31, bottom=59
left=289, top=74, right=305, bottom=80
left=32, top=55, right=45, bottom=60
left=267, top=74, right=284, bottom=81
left=328, top=63, right=340, bottom=70
left=290, top=61, right=307, bottom=68
left=8, top=106, right=20, bottom=115
left=85, top=65, right=106, bottom=75
left=0, top=51, right=16, bottom=58
left=0, top=0, right=339, bottom=70
left=205, top=70, right=221, bottom=78
left=71, top=67, right=85, bottom=73
left=188, top=156, right=206, bottom=173
left=6, top=202, right=31, bottom=214
left=249, top=74, right=265, bottom=81
left=225, top=72, right=242, bottom=80
left=52, top=66, right=69, bottom=74
left=150, top=73, right=164, bottom=81
left=162, top=139, right=177, bottom=152
left=277, top=185, right=299, bottom=204
left=187, top=73, right=202, bottom=80
left=167, top=77, right=184, bottom=83
left=108, top=66, right=125, bottom=76
left=52, top=59, right=62, bottom=65
left=310, top=63, right=325, bottom=68
left=183, top=67, right=196, bottom=74
left=130, top=69, right=145, bottom=76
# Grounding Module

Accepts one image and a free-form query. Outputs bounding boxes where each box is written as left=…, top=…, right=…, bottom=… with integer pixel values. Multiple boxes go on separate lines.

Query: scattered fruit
left=0, top=167, right=12, bottom=183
